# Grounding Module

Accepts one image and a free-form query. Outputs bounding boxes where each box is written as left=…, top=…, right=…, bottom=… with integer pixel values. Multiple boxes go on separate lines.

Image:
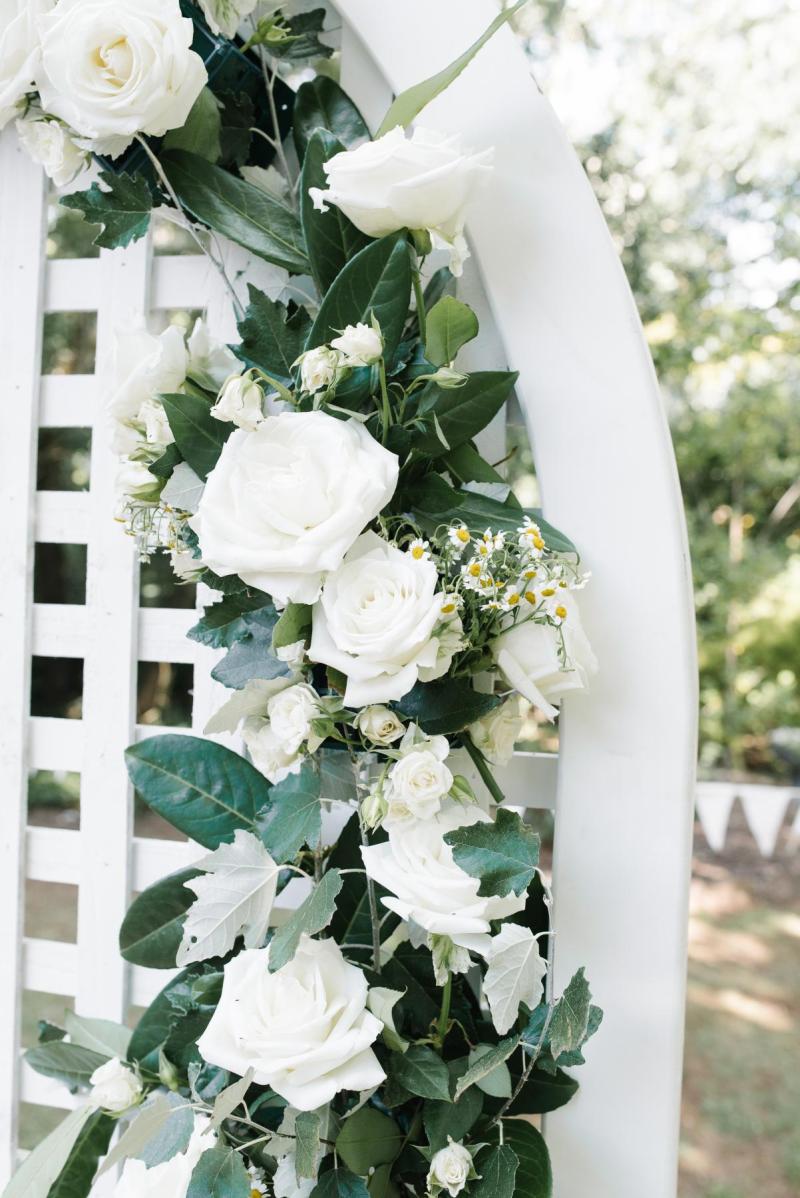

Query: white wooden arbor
left=0, top=1, right=697, bottom=1194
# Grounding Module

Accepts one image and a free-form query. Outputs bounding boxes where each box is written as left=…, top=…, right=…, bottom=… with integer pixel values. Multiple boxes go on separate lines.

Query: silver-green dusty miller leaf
left=483, top=924, right=548, bottom=1036
left=177, top=829, right=279, bottom=965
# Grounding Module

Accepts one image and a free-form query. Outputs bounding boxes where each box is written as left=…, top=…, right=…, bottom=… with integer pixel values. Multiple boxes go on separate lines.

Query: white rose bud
left=198, top=0, right=258, bottom=39
left=15, top=115, right=89, bottom=187
left=242, top=716, right=303, bottom=786
left=385, top=749, right=453, bottom=827
left=299, top=345, right=340, bottom=394
left=267, top=683, right=320, bottom=756
left=89, top=1058, right=142, bottom=1113
left=35, top=0, right=207, bottom=158
left=427, top=1138, right=475, bottom=1197
left=330, top=321, right=383, bottom=367
left=211, top=373, right=265, bottom=431
left=467, top=696, right=528, bottom=767
left=354, top=705, right=405, bottom=746
left=360, top=786, right=389, bottom=831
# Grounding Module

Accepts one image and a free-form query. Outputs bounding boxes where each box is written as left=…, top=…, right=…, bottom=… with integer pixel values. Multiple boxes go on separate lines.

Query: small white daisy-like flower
left=408, top=537, right=430, bottom=561
left=448, top=524, right=472, bottom=553
left=501, top=586, right=522, bottom=611
left=518, top=515, right=546, bottom=556
left=461, top=559, right=484, bottom=588
left=439, top=592, right=463, bottom=616
left=544, top=595, right=570, bottom=624
left=247, top=1166, right=268, bottom=1198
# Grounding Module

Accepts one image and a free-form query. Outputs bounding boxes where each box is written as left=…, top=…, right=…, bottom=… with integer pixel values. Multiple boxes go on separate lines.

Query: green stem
left=378, top=359, right=392, bottom=445
left=436, top=973, right=453, bottom=1048
left=412, top=266, right=427, bottom=347
left=462, top=733, right=507, bottom=805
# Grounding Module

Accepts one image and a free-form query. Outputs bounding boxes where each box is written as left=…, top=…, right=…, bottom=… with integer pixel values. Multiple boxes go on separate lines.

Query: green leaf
left=394, top=678, right=500, bottom=735
left=310, top=1168, right=370, bottom=1198
left=211, top=608, right=290, bottom=690
left=125, top=734, right=272, bottom=849
left=445, top=808, right=540, bottom=898
left=529, top=511, right=577, bottom=556
left=136, top=1093, right=196, bottom=1168
left=163, top=87, right=222, bottom=162
left=415, top=371, right=518, bottom=457
left=307, top=232, right=412, bottom=362
left=410, top=474, right=524, bottom=537
left=186, top=1145, right=251, bottom=1198
left=161, top=150, right=309, bottom=274
left=63, top=1012, right=131, bottom=1061
left=273, top=602, right=313, bottom=651
left=472, top=1146, right=518, bottom=1198
left=269, top=869, right=342, bottom=972
left=465, top=1045, right=511, bottom=1098
left=548, top=968, right=593, bottom=1060
left=127, top=964, right=221, bottom=1071
left=97, top=1094, right=181, bottom=1176
left=37, top=1021, right=66, bottom=1044
left=301, top=130, right=371, bottom=293
left=504, top=1066, right=578, bottom=1115
left=211, top=1068, right=254, bottom=1130
left=453, top=1035, right=519, bottom=1101
left=47, top=1110, right=114, bottom=1198
left=389, top=1045, right=451, bottom=1102
left=148, top=442, right=182, bottom=481
left=25, top=1043, right=108, bottom=1089
left=423, top=1088, right=483, bottom=1152
left=335, top=1107, right=403, bottom=1176
left=3, top=1105, right=94, bottom=1198
left=235, top=286, right=311, bottom=387
left=61, top=172, right=152, bottom=249
left=119, top=868, right=199, bottom=968
left=503, top=1120, right=552, bottom=1198
left=188, top=595, right=273, bottom=650
left=375, top=1, right=527, bottom=135
left=218, top=89, right=254, bottom=168
left=258, top=764, right=321, bottom=863
left=445, top=443, right=505, bottom=486
left=425, top=297, right=479, bottom=367
left=160, top=392, right=230, bottom=482
left=270, top=8, right=333, bottom=62
left=366, top=1165, right=400, bottom=1198
left=295, top=1110, right=322, bottom=1180
left=293, top=76, right=370, bottom=162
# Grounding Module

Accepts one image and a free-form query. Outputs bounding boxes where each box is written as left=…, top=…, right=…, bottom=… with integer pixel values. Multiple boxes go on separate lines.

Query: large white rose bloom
left=361, top=801, right=526, bottom=957
left=115, top=1115, right=213, bottom=1198
left=309, top=126, right=493, bottom=276
left=0, top=0, right=51, bottom=130
left=197, top=936, right=385, bottom=1111
left=492, top=592, right=598, bottom=720
left=191, top=413, right=398, bottom=604
left=35, top=0, right=207, bottom=157
left=308, top=532, right=451, bottom=706
left=108, top=326, right=187, bottom=455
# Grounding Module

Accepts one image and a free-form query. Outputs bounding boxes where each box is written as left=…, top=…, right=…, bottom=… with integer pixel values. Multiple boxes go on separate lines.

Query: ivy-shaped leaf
left=547, top=968, right=593, bottom=1061
left=444, top=808, right=540, bottom=898
left=234, top=286, right=311, bottom=387
left=61, top=172, right=152, bottom=249
left=268, top=869, right=342, bottom=972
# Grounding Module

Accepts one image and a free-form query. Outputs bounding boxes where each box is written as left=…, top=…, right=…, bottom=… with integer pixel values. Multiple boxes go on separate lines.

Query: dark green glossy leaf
left=415, top=371, right=518, bottom=456
left=127, top=964, right=220, bottom=1070
left=445, top=442, right=505, bottom=486
left=25, top=1043, right=108, bottom=1089
left=445, top=808, right=540, bottom=899
left=394, top=678, right=500, bottom=735
left=310, top=1168, right=370, bottom=1198
left=161, top=392, right=230, bottom=481
left=423, top=1087, right=483, bottom=1152
left=503, top=1120, right=552, bottom=1198
left=307, top=232, right=412, bottom=362
left=505, top=1065, right=578, bottom=1115
left=269, top=869, right=342, bottom=971
left=163, top=87, right=221, bottom=162
left=124, top=734, right=272, bottom=849
left=217, top=89, right=254, bottom=168
left=410, top=473, right=523, bottom=537
left=259, top=764, right=321, bottom=862
left=47, top=1111, right=114, bottom=1198
left=389, top=1045, right=451, bottom=1102
left=161, top=150, right=308, bottom=274
left=119, top=868, right=199, bottom=969
left=293, top=76, right=370, bottom=162
left=149, top=442, right=182, bottom=480
left=271, top=8, right=332, bottom=62
left=234, top=285, right=311, bottom=387
left=186, top=1145, right=250, bottom=1198
left=336, top=1107, right=403, bottom=1175
left=425, top=296, right=479, bottom=367
left=472, top=1146, right=518, bottom=1198
left=301, top=130, right=371, bottom=293
left=61, top=172, right=152, bottom=249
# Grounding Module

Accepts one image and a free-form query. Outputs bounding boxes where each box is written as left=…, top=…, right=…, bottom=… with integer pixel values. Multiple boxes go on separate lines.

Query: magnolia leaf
left=376, top=1, right=528, bottom=135
left=453, top=1035, right=519, bottom=1101
left=120, top=868, right=199, bottom=968
left=63, top=1011, right=132, bottom=1060
left=161, top=462, right=205, bottom=514
left=415, top=371, right=518, bottom=457
left=394, top=678, right=500, bottom=735
left=472, top=1146, right=518, bottom=1198
left=161, top=392, right=230, bottom=482
left=548, top=968, right=592, bottom=1061
left=292, top=75, right=370, bottom=161
left=466, top=1044, right=512, bottom=1098
left=502, top=1121, right=552, bottom=1198
left=186, top=1145, right=250, bottom=1198
left=484, top=925, right=548, bottom=1036
left=268, top=868, right=342, bottom=972
left=211, top=1067, right=254, bottom=1130
left=444, top=808, right=540, bottom=898
left=294, top=1110, right=322, bottom=1180
left=178, top=830, right=280, bottom=966
left=389, top=1045, right=451, bottom=1102
left=61, top=172, right=152, bottom=249
left=423, top=1087, right=483, bottom=1153
left=47, top=1109, right=115, bottom=1198
left=425, top=296, right=479, bottom=366
left=25, top=1042, right=108, bottom=1088
left=335, top=1107, right=403, bottom=1176
left=2, top=1104, right=94, bottom=1198
left=163, top=87, right=222, bottom=162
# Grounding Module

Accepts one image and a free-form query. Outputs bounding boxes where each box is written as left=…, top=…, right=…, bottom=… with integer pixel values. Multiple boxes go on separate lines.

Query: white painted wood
left=333, top=4, right=697, bottom=1195
left=0, top=132, right=47, bottom=1184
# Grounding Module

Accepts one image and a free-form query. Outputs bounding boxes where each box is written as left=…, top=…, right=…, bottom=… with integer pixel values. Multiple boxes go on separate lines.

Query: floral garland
left=7, top=4, right=603, bottom=1198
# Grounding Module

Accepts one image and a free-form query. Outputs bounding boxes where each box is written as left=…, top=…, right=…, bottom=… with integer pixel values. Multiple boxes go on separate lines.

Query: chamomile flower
left=247, top=1166, right=268, bottom=1198
left=518, top=516, right=546, bottom=556
left=543, top=595, right=570, bottom=624
left=448, top=524, right=472, bottom=553
left=461, top=559, right=484, bottom=588
left=439, top=592, right=463, bottom=617
left=501, top=586, right=522, bottom=611
left=408, top=537, right=430, bottom=561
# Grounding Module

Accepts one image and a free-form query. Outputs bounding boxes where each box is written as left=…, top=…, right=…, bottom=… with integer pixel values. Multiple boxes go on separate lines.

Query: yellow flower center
left=441, top=602, right=456, bottom=614
left=456, top=528, right=471, bottom=543
left=541, top=586, right=555, bottom=597
left=524, top=591, right=537, bottom=604
left=506, top=592, right=520, bottom=606
left=411, top=545, right=425, bottom=560
left=468, top=562, right=482, bottom=577
left=555, top=605, right=568, bottom=619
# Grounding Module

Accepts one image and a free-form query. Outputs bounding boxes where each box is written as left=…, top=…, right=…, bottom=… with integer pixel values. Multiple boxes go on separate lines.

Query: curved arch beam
left=333, top=4, right=697, bottom=1196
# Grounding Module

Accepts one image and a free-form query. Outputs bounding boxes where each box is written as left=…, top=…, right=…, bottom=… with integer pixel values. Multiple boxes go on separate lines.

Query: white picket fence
left=0, top=2, right=697, bottom=1195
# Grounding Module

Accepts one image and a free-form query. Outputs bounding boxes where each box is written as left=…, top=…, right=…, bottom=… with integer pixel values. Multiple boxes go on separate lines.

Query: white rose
left=468, top=696, right=528, bottom=767
left=109, top=326, right=187, bottom=455
left=308, top=532, right=445, bottom=706
left=15, top=114, right=88, bottom=187
left=492, top=592, right=598, bottom=720
left=187, top=318, right=243, bottom=392
left=0, top=1, right=51, bottom=130
left=36, top=0, right=206, bottom=158
left=385, top=735, right=453, bottom=827
left=330, top=322, right=383, bottom=367
left=89, top=1057, right=142, bottom=1113
left=115, top=1115, right=212, bottom=1198
left=211, top=373, right=264, bottom=431
left=273, top=1154, right=314, bottom=1198
left=354, top=705, right=405, bottom=746
left=197, top=937, right=385, bottom=1111
left=427, top=1139, right=474, bottom=1197
left=267, top=682, right=321, bottom=756
left=242, top=716, right=303, bottom=786
left=190, top=413, right=398, bottom=604
left=198, top=0, right=258, bottom=39
left=310, top=126, right=493, bottom=276
left=138, top=397, right=174, bottom=449
left=299, top=345, right=340, bottom=394
left=361, top=801, right=526, bottom=957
